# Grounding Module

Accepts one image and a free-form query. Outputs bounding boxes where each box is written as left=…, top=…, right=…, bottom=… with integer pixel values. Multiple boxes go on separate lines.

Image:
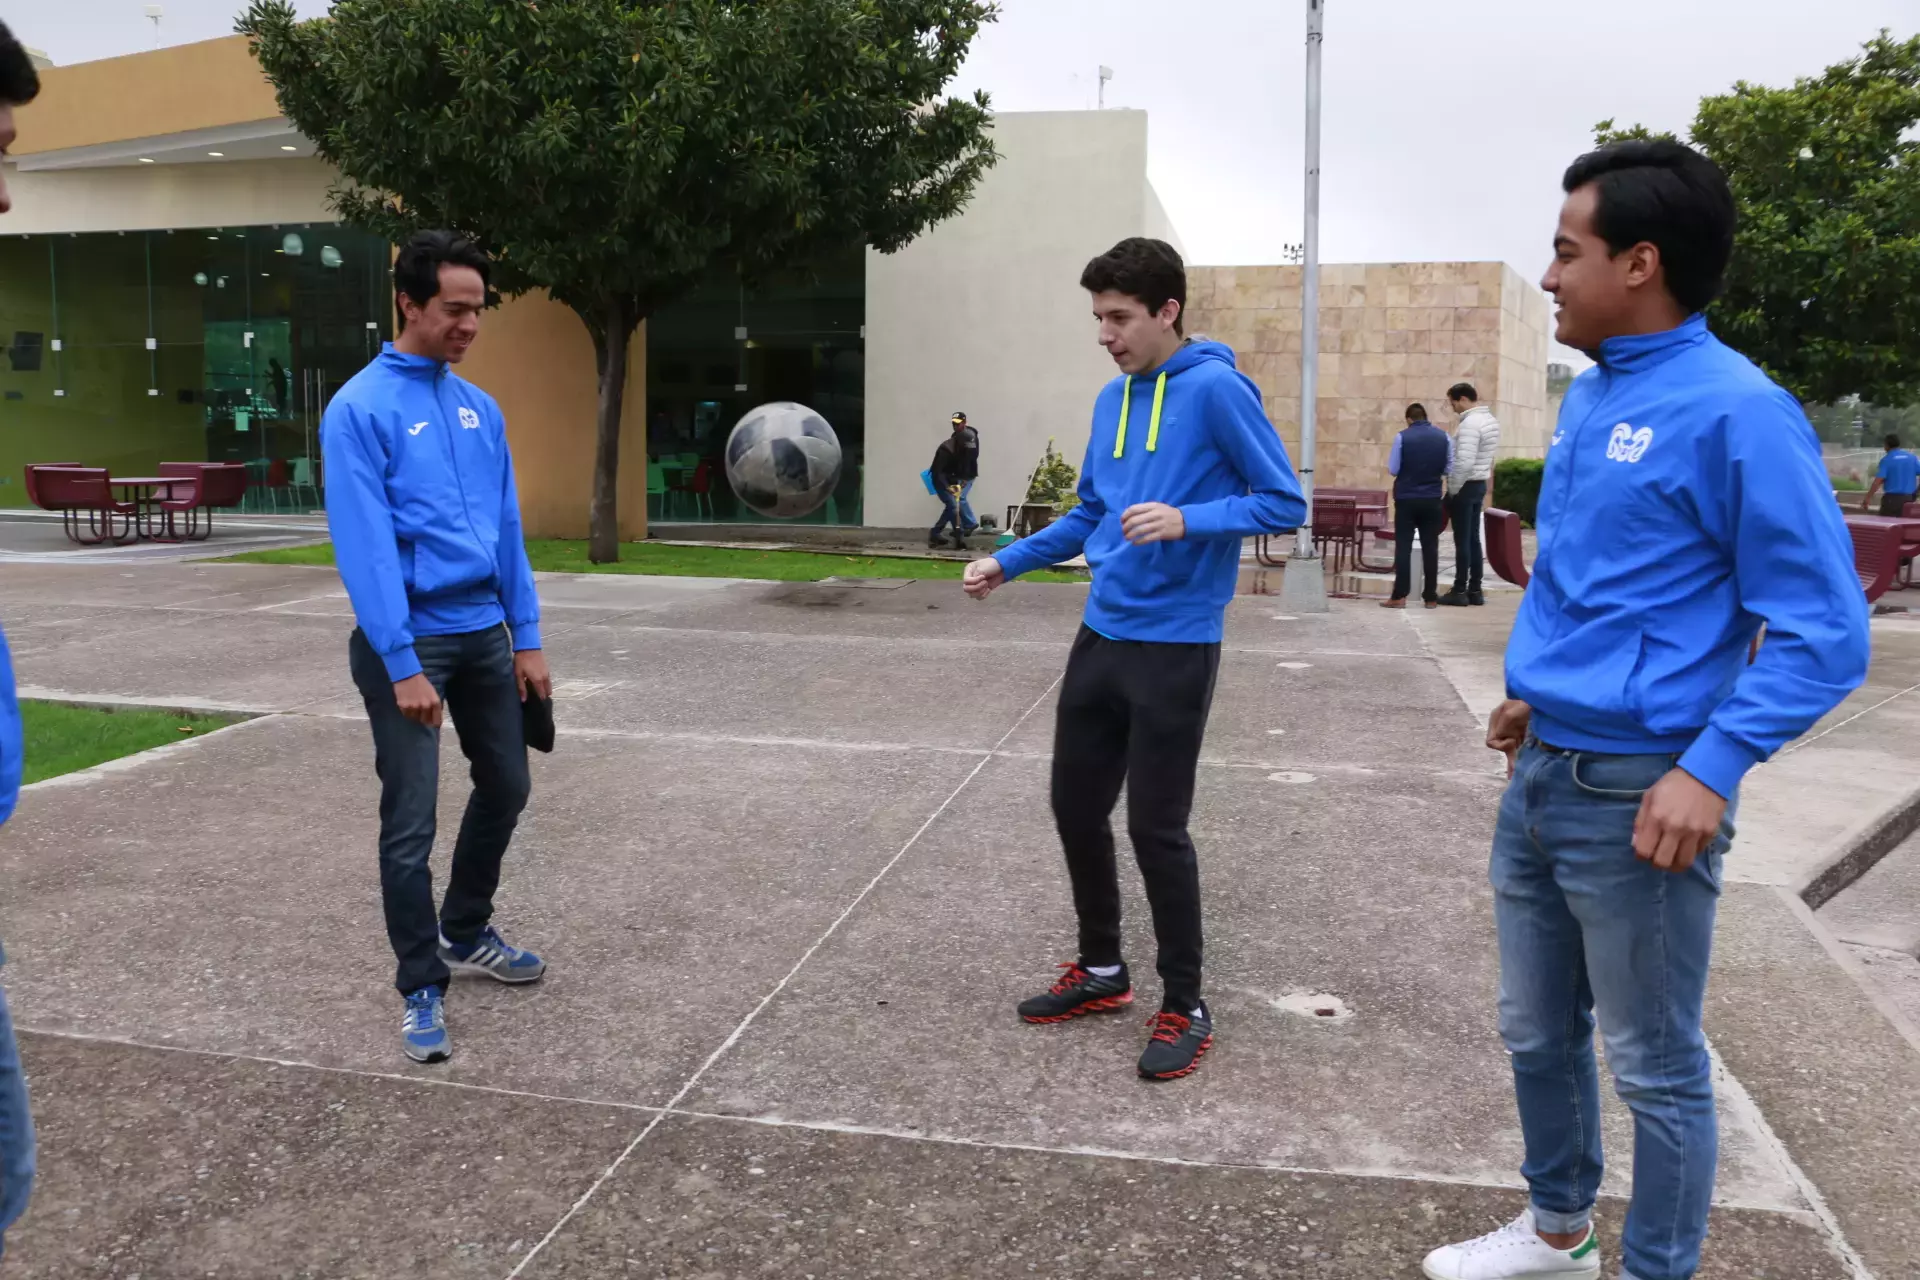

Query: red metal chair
left=158, top=463, right=246, bottom=541
left=33, top=467, right=136, bottom=545
left=23, top=463, right=82, bottom=513
left=1849, top=521, right=1904, bottom=604
left=264, top=457, right=294, bottom=514
left=1484, top=508, right=1530, bottom=588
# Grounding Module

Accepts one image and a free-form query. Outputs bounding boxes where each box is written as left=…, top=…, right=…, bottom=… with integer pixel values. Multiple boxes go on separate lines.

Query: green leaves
left=236, top=0, right=997, bottom=329
left=1597, top=31, right=1920, bottom=405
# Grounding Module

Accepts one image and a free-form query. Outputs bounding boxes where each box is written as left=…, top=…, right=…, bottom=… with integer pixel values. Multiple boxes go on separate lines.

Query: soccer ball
left=723, top=402, right=843, bottom=519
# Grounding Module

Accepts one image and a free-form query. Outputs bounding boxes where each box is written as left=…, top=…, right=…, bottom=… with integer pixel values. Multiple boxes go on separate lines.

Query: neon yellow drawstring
left=1114, top=372, right=1169, bottom=459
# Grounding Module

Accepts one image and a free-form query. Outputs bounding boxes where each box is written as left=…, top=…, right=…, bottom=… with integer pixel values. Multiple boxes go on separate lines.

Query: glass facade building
left=0, top=224, right=393, bottom=509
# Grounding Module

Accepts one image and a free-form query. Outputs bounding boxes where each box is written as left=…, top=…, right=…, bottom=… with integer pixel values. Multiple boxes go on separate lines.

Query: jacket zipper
left=434, top=371, right=486, bottom=571
left=1541, top=366, right=1615, bottom=563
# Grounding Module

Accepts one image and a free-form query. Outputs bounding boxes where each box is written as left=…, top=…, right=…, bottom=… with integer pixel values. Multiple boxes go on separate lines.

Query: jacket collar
left=1593, top=313, right=1710, bottom=374
left=378, top=343, right=448, bottom=379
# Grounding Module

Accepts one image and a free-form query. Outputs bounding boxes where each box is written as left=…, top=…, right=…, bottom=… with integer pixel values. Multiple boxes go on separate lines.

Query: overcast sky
left=11, top=0, right=1916, bottom=367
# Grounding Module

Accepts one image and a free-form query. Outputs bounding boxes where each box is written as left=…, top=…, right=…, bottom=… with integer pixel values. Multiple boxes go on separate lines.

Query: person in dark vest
left=1383, top=403, right=1454, bottom=609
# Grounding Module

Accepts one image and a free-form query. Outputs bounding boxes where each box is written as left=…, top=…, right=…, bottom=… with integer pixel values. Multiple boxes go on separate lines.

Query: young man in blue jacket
left=963, top=238, right=1305, bottom=1081
left=1421, top=142, right=1868, bottom=1280
left=0, top=21, right=39, bottom=1257
left=324, top=231, right=553, bottom=1064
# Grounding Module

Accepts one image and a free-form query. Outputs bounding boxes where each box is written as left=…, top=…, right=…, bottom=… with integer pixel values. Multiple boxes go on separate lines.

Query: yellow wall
left=459, top=291, right=650, bottom=541
left=13, top=37, right=282, bottom=155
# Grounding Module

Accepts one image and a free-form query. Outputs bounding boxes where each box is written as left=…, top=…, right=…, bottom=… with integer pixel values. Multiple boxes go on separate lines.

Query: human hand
left=963, top=557, right=1005, bottom=599
left=393, top=673, right=444, bottom=727
left=1121, top=503, right=1185, bottom=545
left=1486, top=699, right=1530, bottom=776
left=1633, top=769, right=1726, bottom=873
left=514, top=649, right=552, bottom=703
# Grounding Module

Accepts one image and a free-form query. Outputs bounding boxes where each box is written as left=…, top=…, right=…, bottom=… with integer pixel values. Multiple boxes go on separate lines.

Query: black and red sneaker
left=1016, top=962, right=1133, bottom=1024
left=1137, top=1003, right=1214, bottom=1080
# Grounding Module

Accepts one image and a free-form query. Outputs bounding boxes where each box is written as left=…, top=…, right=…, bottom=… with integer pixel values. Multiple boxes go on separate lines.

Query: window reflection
left=0, top=224, right=393, bottom=511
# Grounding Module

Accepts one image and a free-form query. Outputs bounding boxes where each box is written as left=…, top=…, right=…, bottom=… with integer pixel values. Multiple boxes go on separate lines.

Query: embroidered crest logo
left=1605, top=423, right=1653, bottom=463
left=458, top=406, right=481, bottom=430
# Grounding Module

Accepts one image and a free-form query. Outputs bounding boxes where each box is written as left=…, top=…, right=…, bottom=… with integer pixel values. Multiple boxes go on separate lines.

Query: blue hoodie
left=1509, top=314, right=1868, bottom=798
left=322, top=345, right=541, bottom=682
left=996, top=340, right=1305, bottom=642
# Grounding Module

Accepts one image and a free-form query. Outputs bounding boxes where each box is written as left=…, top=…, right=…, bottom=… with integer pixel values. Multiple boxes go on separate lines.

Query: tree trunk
left=587, top=297, right=635, bottom=564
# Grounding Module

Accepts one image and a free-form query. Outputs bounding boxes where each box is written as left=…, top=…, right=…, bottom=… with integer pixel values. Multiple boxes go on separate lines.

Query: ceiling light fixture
left=280, top=145, right=298, bottom=152
left=207, top=151, right=224, bottom=158
left=138, top=157, right=155, bottom=164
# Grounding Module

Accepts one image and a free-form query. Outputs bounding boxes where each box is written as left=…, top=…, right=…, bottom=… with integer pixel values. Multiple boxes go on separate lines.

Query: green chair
left=646, top=462, right=668, bottom=520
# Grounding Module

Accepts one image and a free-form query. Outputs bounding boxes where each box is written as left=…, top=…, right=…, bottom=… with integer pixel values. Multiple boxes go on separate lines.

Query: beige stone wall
left=1185, top=261, right=1551, bottom=494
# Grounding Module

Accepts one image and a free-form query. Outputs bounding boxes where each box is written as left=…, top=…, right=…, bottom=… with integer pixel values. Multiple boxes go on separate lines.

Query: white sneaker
left=1422, top=1209, right=1602, bottom=1279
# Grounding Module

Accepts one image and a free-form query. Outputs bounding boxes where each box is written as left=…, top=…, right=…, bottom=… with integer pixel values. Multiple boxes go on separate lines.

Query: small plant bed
left=219, top=540, right=1088, bottom=583
left=19, top=700, right=241, bottom=786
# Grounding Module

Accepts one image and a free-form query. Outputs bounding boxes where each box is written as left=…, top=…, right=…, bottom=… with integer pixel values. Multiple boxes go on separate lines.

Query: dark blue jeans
left=1449, top=479, right=1487, bottom=592
left=0, top=948, right=33, bottom=1262
left=349, top=626, right=531, bottom=996
left=1493, top=742, right=1732, bottom=1280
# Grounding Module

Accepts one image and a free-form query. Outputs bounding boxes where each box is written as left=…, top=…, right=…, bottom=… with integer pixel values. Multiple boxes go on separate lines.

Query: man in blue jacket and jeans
left=963, top=237, right=1304, bottom=1081
left=0, top=20, right=40, bottom=1256
left=1421, top=142, right=1868, bottom=1280
left=325, top=231, right=553, bottom=1064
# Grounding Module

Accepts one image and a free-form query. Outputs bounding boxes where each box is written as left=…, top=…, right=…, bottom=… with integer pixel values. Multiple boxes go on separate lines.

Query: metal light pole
left=1280, top=0, right=1331, bottom=611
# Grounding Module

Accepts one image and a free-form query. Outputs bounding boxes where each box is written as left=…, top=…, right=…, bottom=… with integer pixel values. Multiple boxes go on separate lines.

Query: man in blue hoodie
left=1421, top=142, right=1868, bottom=1280
left=0, top=22, right=39, bottom=1257
left=962, top=237, right=1304, bottom=1081
left=324, top=231, right=552, bottom=1065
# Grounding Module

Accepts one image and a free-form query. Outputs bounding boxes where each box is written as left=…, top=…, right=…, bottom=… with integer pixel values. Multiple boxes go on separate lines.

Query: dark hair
left=393, top=230, right=492, bottom=312
left=1081, top=237, right=1186, bottom=336
left=0, top=21, right=42, bottom=106
left=1405, top=403, right=1428, bottom=423
left=1887, top=434, right=1902, bottom=451
left=1561, top=139, right=1736, bottom=314
left=1447, top=382, right=1477, bottom=403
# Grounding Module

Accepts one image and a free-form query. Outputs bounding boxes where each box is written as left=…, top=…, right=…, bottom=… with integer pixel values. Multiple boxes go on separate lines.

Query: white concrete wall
left=863, top=110, right=1172, bottom=530
left=0, top=158, right=334, bottom=235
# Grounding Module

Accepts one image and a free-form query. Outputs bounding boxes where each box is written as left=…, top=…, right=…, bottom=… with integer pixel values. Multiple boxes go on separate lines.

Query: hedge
left=1492, top=458, right=1545, bottom=527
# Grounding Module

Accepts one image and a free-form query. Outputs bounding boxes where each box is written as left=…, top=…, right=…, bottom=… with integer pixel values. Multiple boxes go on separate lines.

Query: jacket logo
left=1605, top=423, right=1653, bottom=463
left=408, top=421, right=428, bottom=436
left=458, top=407, right=481, bottom=430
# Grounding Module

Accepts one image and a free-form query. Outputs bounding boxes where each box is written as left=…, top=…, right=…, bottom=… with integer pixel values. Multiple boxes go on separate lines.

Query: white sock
left=1085, top=964, right=1122, bottom=978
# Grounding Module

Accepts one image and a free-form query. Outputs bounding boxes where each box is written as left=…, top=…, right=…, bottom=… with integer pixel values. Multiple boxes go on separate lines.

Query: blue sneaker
left=438, top=925, right=546, bottom=984
left=402, top=986, right=450, bottom=1063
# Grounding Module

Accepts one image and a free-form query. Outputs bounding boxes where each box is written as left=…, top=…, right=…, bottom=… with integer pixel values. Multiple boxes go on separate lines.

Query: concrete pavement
left=0, top=559, right=1911, bottom=1278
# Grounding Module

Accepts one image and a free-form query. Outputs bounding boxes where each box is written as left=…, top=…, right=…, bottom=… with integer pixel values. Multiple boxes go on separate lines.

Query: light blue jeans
left=1492, top=741, right=1732, bottom=1280
left=0, top=946, right=35, bottom=1260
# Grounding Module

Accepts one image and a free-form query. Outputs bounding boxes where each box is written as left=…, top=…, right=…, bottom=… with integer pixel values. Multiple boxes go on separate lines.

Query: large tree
left=1597, top=31, right=1920, bottom=406
left=239, top=0, right=997, bottom=561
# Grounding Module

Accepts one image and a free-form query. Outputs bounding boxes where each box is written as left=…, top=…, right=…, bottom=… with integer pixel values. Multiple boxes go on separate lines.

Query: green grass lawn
left=218, top=539, right=1088, bottom=583
left=19, top=700, right=241, bottom=786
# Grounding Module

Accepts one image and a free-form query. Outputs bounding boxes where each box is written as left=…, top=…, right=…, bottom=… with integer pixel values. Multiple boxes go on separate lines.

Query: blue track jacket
left=1508, top=314, right=1868, bottom=798
left=322, top=345, right=541, bottom=682
left=996, top=340, right=1305, bottom=643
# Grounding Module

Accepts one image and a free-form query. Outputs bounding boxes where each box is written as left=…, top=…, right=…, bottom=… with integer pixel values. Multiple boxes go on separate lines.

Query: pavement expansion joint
left=504, top=671, right=1068, bottom=1277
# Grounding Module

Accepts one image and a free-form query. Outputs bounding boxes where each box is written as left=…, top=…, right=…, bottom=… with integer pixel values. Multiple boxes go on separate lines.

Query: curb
left=1796, top=778, right=1920, bottom=910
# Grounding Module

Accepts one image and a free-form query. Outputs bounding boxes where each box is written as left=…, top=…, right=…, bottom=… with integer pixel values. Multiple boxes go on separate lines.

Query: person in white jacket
left=1440, top=382, right=1501, bottom=606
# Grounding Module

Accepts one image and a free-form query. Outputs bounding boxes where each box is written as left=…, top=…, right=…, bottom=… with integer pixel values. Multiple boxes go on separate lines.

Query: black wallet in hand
left=522, top=691, right=555, bottom=753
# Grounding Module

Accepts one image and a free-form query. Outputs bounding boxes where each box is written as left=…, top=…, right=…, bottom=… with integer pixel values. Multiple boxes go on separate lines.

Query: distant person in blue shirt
left=962, top=237, right=1304, bottom=1082
left=1382, top=403, right=1454, bottom=609
left=1421, top=142, right=1868, bottom=1280
left=1861, top=433, right=1918, bottom=516
left=324, top=231, right=554, bottom=1065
